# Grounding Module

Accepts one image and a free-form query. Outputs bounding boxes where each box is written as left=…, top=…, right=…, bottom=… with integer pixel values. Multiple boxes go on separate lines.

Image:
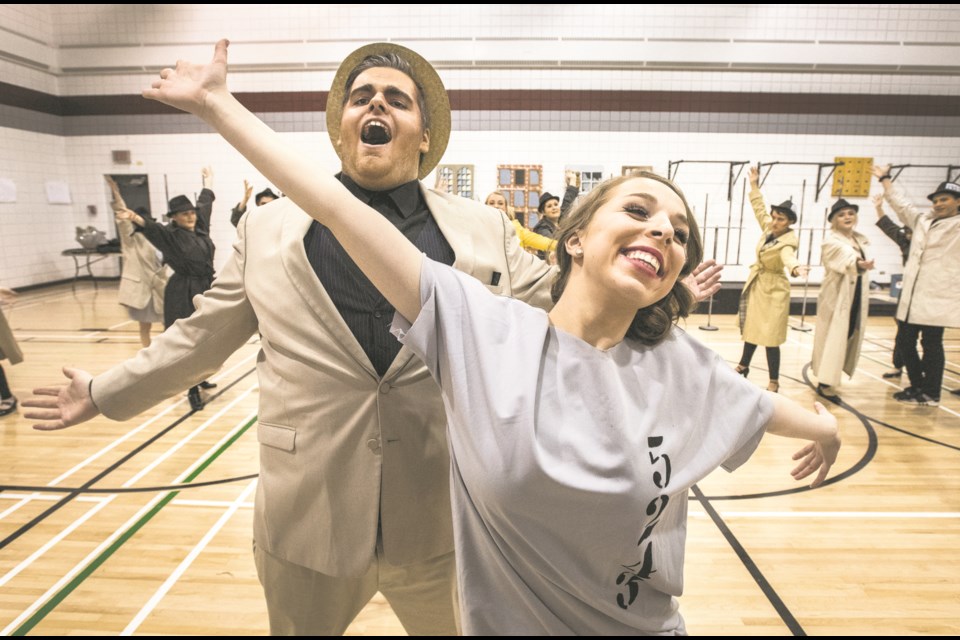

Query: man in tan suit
left=27, top=43, right=554, bottom=635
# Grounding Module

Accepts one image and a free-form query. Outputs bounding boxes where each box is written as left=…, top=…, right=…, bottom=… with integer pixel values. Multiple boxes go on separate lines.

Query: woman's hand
left=789, top=402, right=840, bottom=488
left=748, top=165, right=760, bottom=189
left=143, top=38, right=231, bottom=120
left=682, top=259, right=723, bottom=301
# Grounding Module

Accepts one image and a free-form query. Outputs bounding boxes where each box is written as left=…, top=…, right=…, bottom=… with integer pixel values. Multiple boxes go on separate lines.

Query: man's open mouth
left=361, top=121, right=392, bottom=145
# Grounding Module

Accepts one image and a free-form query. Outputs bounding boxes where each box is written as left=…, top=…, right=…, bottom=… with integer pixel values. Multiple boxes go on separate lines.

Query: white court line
left=0, top=400, right=259, bottom=635
left=690, top=510, right=960, bottom=519
left=859, top=350, right=960, bottom=389
left=108, top=320, right=135, bottom=331
left=0, top=493, right=108, bottom=504
left=0, top=352, right=257, bottom=524
left=171, top=498, right=255, bottom=509
left=123, top=479, right=259, bottom=635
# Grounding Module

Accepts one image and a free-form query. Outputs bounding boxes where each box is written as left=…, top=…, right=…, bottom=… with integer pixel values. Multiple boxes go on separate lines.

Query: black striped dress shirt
left=304, top=174, right=456, bottom=377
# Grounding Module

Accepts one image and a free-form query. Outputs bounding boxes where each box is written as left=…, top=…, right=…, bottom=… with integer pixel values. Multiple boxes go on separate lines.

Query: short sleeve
left=707, top=351, right=774, bottom=472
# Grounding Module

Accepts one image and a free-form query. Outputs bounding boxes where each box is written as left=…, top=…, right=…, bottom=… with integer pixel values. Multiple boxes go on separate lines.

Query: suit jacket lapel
left=279, top=203, right=378, bottom=379
left=384, top=185, right=476, bottom=380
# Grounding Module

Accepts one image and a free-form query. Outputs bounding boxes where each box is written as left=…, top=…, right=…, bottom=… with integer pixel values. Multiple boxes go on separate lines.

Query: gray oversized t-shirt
left=392, top=259, right=773, bottom=635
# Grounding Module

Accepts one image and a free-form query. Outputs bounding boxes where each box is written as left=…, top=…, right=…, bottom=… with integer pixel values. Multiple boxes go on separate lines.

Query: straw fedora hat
left=326, top=42, right=451, bottom=180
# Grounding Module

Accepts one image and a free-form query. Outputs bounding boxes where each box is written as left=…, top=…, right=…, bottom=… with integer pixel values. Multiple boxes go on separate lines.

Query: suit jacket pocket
left=258, top=421, right=296, bottom=452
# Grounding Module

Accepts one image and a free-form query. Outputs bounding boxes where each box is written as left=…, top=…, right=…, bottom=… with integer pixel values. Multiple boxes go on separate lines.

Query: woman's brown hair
left=550, top=172, right=704, bottom=346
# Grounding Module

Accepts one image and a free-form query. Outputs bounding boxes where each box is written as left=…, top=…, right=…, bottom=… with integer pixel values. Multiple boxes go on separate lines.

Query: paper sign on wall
left=45, top=180, right=72, bottom=204
left=0, top=178, right=15, bottom=203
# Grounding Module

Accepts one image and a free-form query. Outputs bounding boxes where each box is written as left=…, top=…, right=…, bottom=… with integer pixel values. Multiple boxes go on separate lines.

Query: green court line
left=12, top=415, right=258, bottom=636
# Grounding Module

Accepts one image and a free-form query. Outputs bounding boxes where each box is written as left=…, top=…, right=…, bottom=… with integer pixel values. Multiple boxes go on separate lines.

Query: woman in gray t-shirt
left=141, top=42, right=842, bottom=635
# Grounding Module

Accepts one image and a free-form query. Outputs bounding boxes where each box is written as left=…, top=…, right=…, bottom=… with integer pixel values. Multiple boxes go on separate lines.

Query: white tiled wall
left=3, top=122, right=955, bottom=289
left=2, top=5, right=959, bottom=290
left=30, top=5, right=960, bottom=46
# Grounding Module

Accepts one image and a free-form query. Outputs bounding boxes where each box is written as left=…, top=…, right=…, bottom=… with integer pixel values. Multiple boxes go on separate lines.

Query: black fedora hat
left=255, top=187, right=279, bottom=204
left=166, top=195, right=196, bottom=217
left=926, top=181, right=960, bottom=201
left=770, top=199, right=798, bottom=224
left=538, top=191, right=559, bottom=213
left=828, top=198, right=859, bottom=222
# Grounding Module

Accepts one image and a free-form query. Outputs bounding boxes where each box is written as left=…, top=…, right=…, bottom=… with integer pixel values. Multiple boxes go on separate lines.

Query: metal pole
left=790, top=179, right=813, bottom=332
left=723, top=185, right=734, bottom=264
left=734, top=176, right=746, bottom=265
left=791, top=227, right=815, bottom=333
left=700, top=193, right=720, bottom=331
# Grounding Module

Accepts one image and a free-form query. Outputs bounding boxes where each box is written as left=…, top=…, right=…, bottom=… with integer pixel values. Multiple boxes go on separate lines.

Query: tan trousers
left=254, top=539, right=458, bottom=636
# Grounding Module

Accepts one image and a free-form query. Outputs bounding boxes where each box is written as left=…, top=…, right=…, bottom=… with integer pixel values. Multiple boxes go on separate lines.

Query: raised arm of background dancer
left=143, top=39, right=424, bottom=322
left=558, top=170, right=579, bottom=223
left=765, top=395, right=840, bottom=488
left=747, top=166, right=772, bottom=230
left=195, top=165, right=216, bottom=235
left=231, top=179, right=253, bottom=227
left=105, top=176, right=127, bottom=212
left=872, top=163, right=921, bottom=229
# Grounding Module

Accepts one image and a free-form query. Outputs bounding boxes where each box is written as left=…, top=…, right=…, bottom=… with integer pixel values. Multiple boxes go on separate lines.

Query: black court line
left=691, top=485, right=806, bottom=636
left=0, top=367, right=256, bottom=550
left=0, top=473, right=259, bottom=495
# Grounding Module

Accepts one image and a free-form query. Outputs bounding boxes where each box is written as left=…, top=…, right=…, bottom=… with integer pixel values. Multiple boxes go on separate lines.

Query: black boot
left=188, top=386, right=205, bottom=412
left=198, top=380, right=217, bottom=390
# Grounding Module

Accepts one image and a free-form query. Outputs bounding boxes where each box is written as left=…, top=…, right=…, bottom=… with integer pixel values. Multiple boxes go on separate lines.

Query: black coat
left=137, top=188, right=216, bottom=328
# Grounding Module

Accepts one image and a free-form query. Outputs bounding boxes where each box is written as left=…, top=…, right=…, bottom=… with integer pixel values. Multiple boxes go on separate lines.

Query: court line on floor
left=122, top=478, right=259, bottom=635
left=170, top=498, right=255, bottom=509
left=0, top=474, right=259, bottom=495
left=704, top=511, right=960, bottom=519
left=691, top=484, right=803, bottom=636
left=0, top=381, right=257, bottom=611
left=0, top=354, right=256, bottom=526
left=5, top=410, right=258, bottom=636
left=0, top=391, right=257, bottom=599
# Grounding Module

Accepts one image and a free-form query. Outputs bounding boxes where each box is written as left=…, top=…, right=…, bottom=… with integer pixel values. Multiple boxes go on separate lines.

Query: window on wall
left=497, top=164, right=542, bottom=228
left=435, top=164, right=474, bottom=199
left=565, top=165, right=605, bottom=194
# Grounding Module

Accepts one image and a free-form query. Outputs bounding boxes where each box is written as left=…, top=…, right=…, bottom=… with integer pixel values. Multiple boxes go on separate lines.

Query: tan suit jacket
left=92, top=185, right=555, bottom=577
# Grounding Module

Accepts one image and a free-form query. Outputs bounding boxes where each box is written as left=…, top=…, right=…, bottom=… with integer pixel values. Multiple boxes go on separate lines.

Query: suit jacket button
left=379, top=383, right=391, bottom=394
left=367, top=438, right=380, bottom=453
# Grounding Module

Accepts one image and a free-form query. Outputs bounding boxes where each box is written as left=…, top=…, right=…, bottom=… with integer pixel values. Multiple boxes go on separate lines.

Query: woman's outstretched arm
left=142, top=39, right=424, bottom=322
left=765, top=394, right=841, bottom=488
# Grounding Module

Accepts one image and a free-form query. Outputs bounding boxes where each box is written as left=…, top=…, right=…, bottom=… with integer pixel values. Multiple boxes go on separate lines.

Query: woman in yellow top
left=736, top=167, right=809, bottom=392
left=485, top=191, right=556, bottom=254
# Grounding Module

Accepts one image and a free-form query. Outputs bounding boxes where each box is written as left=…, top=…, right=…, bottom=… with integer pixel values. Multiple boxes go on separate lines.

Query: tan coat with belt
left=811, top=229, right=871, bottom=387
left=884, top=181, right=960, bottom=328
left=739, top=187, right=801, bottom=346
left=91, top=186, right=555, bottom=578
left=116, top=218, right=167, bottom=315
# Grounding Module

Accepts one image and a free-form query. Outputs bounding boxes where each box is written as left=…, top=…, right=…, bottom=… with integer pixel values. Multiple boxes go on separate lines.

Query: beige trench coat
left=92, top=186, right=556, bottom=578
left=0, top=307, right=23, bottom=365
left=116, top=218, right=167, bottom=315
left=884, top=182, right=960, bottom=328
left=740, top=187, right=801, bottom=346
left=811, top=229, right=871, bottom=387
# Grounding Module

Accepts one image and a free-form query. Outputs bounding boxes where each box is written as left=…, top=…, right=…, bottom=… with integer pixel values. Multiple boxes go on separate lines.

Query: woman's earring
left=574, top=248, right=584, bottom=257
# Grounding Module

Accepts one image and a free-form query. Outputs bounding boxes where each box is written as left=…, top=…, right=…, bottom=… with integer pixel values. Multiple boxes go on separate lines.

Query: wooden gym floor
left=0, top=281, right=957, bottom=636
